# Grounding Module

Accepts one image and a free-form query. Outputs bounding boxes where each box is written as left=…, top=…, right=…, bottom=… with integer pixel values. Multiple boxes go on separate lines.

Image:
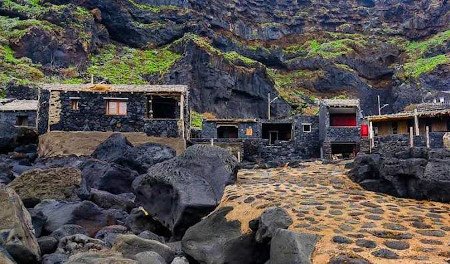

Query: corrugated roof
left=321, top=99, right=360, bottom=107
left=41, top=84, right=188, bottom=93
left=0, top=100, right=38, bottom=111
left=367, top=109, right=450, bottom=122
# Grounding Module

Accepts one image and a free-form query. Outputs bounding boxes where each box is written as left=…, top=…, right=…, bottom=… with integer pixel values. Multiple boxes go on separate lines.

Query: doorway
left=217, top=125, right=238, bottom=138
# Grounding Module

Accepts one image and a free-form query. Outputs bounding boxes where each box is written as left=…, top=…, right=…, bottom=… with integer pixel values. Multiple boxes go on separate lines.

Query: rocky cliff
left=0, top=0, right=448, bottom=118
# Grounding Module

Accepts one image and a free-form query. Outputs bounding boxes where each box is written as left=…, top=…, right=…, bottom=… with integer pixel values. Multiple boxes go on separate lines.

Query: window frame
left=70, top=99, right=80, bottom=111
left=106, top=100, right=128, bottom=116
left=302, top=123, right=312, bottom=133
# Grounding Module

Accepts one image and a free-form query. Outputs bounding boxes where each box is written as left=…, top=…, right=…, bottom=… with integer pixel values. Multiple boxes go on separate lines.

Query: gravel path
left=219, top=161, right=450, bottom=263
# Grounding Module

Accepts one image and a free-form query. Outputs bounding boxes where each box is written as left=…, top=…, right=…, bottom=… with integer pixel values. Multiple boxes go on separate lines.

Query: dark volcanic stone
left=371, top=248, right=399, bottom=259
left=254, top=207, right=293, bottom=243
left=384, top=240, right=410, bottom=250
left=269, top=229, right=319, bottom=264
left=416, top=229, right=446, bottom=237
left=133, top=145, right=238, bottom=239
left=332, top=235, right=353, bottom=244
left=328, top=254, right=371, bottom=264
left=356, top=239, right=377, bottom=248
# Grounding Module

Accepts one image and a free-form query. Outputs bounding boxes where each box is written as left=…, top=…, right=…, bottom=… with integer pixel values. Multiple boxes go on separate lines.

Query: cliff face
left=0, top=0, right=448, bottom=118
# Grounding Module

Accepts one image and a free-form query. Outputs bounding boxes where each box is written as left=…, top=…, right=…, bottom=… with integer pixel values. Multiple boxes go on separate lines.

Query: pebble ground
left=220, top=161, right=450, bottom=264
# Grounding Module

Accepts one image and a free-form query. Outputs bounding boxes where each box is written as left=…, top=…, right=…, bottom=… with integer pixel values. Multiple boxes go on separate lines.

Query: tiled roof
left=0, top=100, right=38, bottom=111
left=321, top=99, right=360, bottom=107
left=41, top=84, right=188, bottom=93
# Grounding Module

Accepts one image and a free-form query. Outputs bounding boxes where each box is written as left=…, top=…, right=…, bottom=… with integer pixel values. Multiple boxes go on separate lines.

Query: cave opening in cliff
left=148, top=95, right=178, bottom=119
left=217, top=125, right=239, bottom=138
left=262, top=123, right=292, bottom=144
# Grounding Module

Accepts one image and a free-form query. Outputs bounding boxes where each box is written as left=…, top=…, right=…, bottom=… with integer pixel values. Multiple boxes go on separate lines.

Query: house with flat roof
left=37, top=84, right=189, bottom=139
left=0, top=99, right=38, bottom=127
left=319, top=99, right=362, bottom=159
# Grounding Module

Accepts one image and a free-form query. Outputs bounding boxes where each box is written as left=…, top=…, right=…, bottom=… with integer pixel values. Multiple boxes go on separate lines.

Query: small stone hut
left=0, top=99, right=38, bottom=127
left=37, top=84, right=189, bottom=139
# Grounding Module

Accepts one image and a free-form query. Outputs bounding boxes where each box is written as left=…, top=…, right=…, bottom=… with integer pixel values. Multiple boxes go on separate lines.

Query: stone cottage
left=37, top=84, right=189, bottom=139
left=319, top=99, right=362, bottom=159
left=0, top=99, right=38, bottom=127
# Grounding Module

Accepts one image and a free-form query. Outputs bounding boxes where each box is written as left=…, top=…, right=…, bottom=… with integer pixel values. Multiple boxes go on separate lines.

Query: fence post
left=426, top=126, right=430, bottom=148
left=237, top=151, right=241, bottom=162
left=409, top=127, right=414, bottom=148
left=210, top=138, right=214, bottom=146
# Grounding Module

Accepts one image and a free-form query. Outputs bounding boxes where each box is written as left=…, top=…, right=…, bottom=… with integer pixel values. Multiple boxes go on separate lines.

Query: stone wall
left=37, top=90, right=189, bottom=138
left=201, top=121, right=260, bottom=139
left=361, top=133, right=447, bottom=154
left=5, top=84, right=38, bottom=100
left=0, top=110, right=37, bottom=128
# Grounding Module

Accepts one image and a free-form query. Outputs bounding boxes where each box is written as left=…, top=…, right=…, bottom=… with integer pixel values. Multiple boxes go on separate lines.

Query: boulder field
left=3, top=133, right=308, bottom=264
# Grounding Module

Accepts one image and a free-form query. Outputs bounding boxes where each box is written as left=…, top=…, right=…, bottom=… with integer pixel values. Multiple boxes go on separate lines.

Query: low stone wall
left=38, top=131, right=186, bottom=157
left=0, top=110, right=36, bottom=128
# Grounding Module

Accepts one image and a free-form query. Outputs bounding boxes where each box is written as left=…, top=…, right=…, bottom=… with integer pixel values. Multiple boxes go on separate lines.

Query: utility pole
left=377, top=95, right=388, bottom=115
left=267, top=93, right=279, bottom=120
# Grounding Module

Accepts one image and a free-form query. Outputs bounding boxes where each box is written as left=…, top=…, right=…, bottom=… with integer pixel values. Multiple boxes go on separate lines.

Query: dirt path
left=219, top=161, right=450, bottom=263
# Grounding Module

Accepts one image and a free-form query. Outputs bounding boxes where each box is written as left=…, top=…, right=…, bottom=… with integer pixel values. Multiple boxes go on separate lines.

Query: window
left=330, top=114, right=357, bottom=127
left=106, top=100, right=127, bottom=116
left=70, top=99, right=79, bottom=110
left=217, top=125, right=238, bottom=138
left=439, top=97, right=445, bottom=103
left=16, top=116, right=28, bottom=126
left=302, top=123, right=312, bottom=133
left=262, top=123, right=292, bottom=144
left=148, top=96, right=178, bottom=119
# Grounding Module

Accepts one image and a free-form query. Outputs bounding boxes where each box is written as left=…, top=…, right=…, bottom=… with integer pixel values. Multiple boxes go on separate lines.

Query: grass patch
left=402, top=54, right=449, bottom=79
left=223, top=51, right=261, bottom=67
left=87, top=44, right=181, bottom=84
left=405, top=30, right=450, bottom=59
left=190, top=111, right=203, bottom=129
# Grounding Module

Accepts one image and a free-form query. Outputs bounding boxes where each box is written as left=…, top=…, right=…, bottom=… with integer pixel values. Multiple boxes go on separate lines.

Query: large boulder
left=112, top=235, right=175, bottom=263
left=0, top=185, right=40, bottom=263
left=182, top=207, right=268, bottom=264
left=8, top=167, right=82, bottom=207
left=89, top=189, right=135, bottom=211
left=91, top=133, right=133, bottom=163
left=56, top=234, right=106, bottom=256
left=254, top=207, right=293, bottom=243
left=133, top=145, right=238, bottom=239
left=117, top=143, right=176, bottom=174
left=0, top=246, right=15, bottom=264
left=33, top=200, right=117, bottom=236
left=79, top=159, right=138, bottom=195
left=0, top=124, right=19, bottom=153
left=268, top=229, right=319, bottom=264
left=125, top=208, right=171, bottom=237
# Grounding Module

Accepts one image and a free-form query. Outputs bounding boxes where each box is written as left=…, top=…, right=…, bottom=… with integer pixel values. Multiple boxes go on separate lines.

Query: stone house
left=319, top=99, right=362, bottom=159
left=37, top=84, right=189, bottom=139
left=196, top=115, right=321, bottom=162
left=0, top=99, right=38, bottom=127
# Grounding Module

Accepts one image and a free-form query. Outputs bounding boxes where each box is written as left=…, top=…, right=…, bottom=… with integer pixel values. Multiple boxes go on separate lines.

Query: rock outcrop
left=133, top=145, right=238, bottom=239
left=350, top=143, right=450, bottom=202
left=0, top=186, right=41, bottom=264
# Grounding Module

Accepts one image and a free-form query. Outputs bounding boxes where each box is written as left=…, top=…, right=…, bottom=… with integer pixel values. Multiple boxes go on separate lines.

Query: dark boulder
left=51, top=225, right=87, bottom=242
left=254, top=207, right=293, bottom=243
left=42, top=253, right=69, bottom=264
left=91, top=133, right=133, bottom=163
left=0, top=124, right=19, bottom=153
left=117, top=143, right=176, bottom=174
left=125, top=208, right=171, bottom=238
left=89, top=189, right=135, bottom=211
left=268, top=229, right=319, bottom=264
left=95, top=225, right=129, bottom=246
left=182, top=207, right=268, bottom=264
left=79, top=159, right=139, bottom=195
left=34, top=200, right=117, bottom=237
left=56, top=234, right=107, bottom=256
left=133, top=145, right=238, bottom=239
left=38, top=236, right=58, bottom=255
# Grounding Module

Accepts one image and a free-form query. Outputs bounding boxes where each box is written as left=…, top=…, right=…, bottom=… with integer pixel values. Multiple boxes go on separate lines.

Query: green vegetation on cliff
left=87, top=44, right=181, bottom=84
left=403, top=54, right=449, bottom=79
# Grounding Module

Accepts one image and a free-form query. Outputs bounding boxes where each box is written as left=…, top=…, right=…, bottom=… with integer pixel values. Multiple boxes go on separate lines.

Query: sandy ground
left=38, top=131, right=186, bottom=157
left=219, top=161, right=450, bottom=264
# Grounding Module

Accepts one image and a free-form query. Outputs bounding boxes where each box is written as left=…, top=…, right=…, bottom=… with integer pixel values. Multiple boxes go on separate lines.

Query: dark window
left=303, top=123, right=312, bottom=133
left=330, top=114, right=357, bottom=127
left=16, top=116, right=28, bottom=126
left=331, top=143, right=357, bottom=158
left=392, top=122, right=398, bottom=134
left=262, top=123, right=292, bottom=144
left=149, top=96, right=178, bottom=119
left=217, top=125, right=238, bottom=138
